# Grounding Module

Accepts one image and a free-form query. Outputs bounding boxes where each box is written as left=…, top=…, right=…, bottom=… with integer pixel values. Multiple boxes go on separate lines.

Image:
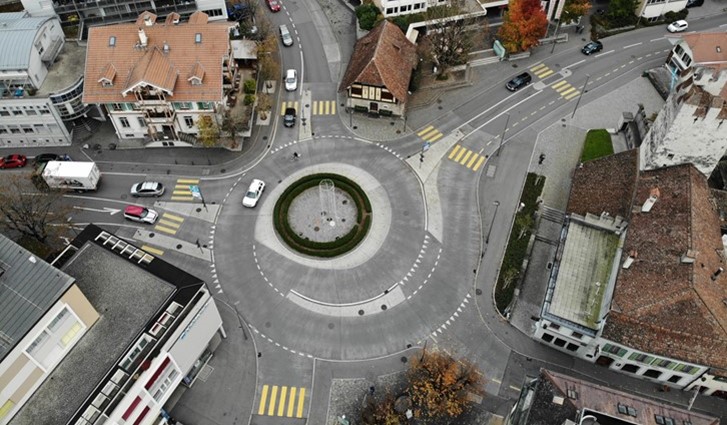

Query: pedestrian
left=293, top=152, right=300, bottom=160
left=538, top=153, right=546, bottom=165
left=369, top=386, right=375, bottom=395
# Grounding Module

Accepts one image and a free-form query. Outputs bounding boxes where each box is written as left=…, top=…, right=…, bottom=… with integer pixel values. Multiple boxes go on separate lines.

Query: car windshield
left=246, top=190, right=258, bottom=198
left=139, top=209, right=149, bottom=218
left=286, top=77, right=295, bottom=83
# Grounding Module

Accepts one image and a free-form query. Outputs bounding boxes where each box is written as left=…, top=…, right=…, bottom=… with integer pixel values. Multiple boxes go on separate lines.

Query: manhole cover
left=358, top=310, right=364, bottom=316
left=265, top=322, right=271, bottom=328
left=381, top=305, right=387, bottom=311
left=176, top=244, right=182, bottom=249
left=328, top=323, right=335, bottom=329
left=314, top=226, right=320, bottom=232
left=401, top=356, right=408, bottom=363
left=475, top=289, right=482, bottom=295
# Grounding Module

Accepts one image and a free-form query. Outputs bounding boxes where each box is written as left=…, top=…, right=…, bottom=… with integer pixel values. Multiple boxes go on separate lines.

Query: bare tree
left=424, top=2, right=475, bottom=75
left=0, top=174, right=70, bottom=248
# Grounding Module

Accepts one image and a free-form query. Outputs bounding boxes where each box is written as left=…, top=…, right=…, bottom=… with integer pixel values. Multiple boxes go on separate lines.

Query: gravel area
left=326, top=372, right=407, bottom=425
left=289, top=187, right=357, bottom=242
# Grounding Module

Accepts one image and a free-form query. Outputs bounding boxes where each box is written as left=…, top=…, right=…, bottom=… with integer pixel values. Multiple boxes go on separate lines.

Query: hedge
left=273, top=173, right=372, bottom=257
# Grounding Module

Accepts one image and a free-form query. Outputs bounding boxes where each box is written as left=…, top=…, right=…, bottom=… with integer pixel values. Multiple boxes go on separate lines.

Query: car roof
left=124, top=205, right=145, bottom=215
left=140, top=181, right=161, bottom=188
left=250, top=179, right=265, bottom=187
left=286, top=69, right=296, bottom=76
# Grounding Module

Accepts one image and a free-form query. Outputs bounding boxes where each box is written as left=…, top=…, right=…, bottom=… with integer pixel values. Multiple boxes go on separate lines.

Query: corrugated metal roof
left=0, top=12, right=56, bottom=70
left=0, top=234, right=75, bottom=361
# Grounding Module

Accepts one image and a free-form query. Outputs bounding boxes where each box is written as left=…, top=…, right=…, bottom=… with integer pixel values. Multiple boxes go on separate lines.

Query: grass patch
left=494, top=173, right=545, bottom=314
left=581, top=129, right=613, bottom=162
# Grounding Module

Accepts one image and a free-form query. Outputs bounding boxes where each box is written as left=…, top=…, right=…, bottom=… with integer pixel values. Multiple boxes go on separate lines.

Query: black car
left=581, top=40, right=603, bottom=55
left=33, top=153, right=59, bottom=165
left=283, top=107, right=296, bottom=127
left=506, top=72, right=532, bottom=91
left=686, top=0, right=703, bottom=7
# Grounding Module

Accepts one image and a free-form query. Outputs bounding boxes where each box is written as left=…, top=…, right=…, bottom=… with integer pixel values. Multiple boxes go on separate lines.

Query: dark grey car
left=506, top=72, right=532, bottom=91
left=283, top=107, right=296, bottom=127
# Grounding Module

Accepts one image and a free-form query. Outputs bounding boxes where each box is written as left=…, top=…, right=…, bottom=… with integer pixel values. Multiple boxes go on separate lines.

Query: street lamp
left=497, top=114, right=510, bottom=157
left=550, top=19, right=560, bottom=54
left=485, top=201, right=500, bottom=244
left=580, top=414, right=598, bottom=425
left=571, top=74, right=590, bottom=119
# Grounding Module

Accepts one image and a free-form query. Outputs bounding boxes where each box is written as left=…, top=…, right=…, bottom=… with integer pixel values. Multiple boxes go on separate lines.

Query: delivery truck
left=35, top=161, right=101, bottom=192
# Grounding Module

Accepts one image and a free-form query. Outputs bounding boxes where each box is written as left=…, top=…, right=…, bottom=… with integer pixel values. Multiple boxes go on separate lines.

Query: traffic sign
left=422, top=141, right=431, bottom=152
left=189, top=185, right=202, bottom=199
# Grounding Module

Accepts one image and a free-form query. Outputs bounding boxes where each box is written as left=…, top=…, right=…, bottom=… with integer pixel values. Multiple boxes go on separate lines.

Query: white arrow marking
left=73, top=206, right=121, bottom=215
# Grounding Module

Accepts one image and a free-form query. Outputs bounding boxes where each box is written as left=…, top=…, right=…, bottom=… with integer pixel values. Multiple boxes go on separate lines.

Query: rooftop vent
left=138, top=28, right=148, bottom=47
left=552, top=395, right=565, bottom=405
left=641, top=187, right=660, bottom=213
left=717, top=46, right=722, bottom=53
left=163, top=42, right=170, bottom=54
left=28, top=256, right=37, bottom=264
left=681, top=249, right=697, bottom=264
left=711, top=267, right=723, bottom=281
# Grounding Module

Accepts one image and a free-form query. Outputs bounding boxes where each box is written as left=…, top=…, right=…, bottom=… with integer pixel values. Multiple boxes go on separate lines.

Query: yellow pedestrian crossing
left=447, top=145, right=487, bottom=172
left=280, top=101, right=300, bottom=115
left=312, top=100, right=336, bottom=115
left=417, top=125, right=443, bottom=143
left=530, top=63, right=554, bottom=79
left=551, top=80, right=580, bottom=100
left=257, top=384, right=306, bottom=418
left=141, top=245, right=164, bottom=256
left=171, top=178, right=198, bottom=201
left=154, top=212, right=184, bottom=235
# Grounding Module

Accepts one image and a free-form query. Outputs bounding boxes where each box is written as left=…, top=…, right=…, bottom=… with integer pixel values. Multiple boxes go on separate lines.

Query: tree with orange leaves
left=497, top=0, right=548, bottom=53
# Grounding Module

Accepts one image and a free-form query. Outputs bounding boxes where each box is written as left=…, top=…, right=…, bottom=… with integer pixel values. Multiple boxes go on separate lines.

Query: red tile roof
left=83, top=12, right=231, bottom=104
left=603, top=164, right=727, bottom=369
left=339, top=20, right=418, bottom=103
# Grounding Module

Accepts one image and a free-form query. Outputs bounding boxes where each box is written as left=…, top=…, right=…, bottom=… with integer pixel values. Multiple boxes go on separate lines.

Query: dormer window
left=98, top=64, right=117, bottom=88
left=195, top=33, right=202, bottom=44
left=190, top=77, right=202, bottom=86
left=109, top=36, right=116, bottom=47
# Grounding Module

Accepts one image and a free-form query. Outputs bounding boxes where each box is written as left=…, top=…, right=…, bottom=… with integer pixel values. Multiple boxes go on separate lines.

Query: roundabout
left=213, top=136, right=478, bottom=360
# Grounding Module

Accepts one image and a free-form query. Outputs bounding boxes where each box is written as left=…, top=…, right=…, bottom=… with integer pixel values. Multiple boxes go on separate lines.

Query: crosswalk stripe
left=427, top=132, right=443, bottom=142
left=173, top=190, right=191, bottom=196
left=176, top=179, right=199, bottom=184
left=564, top=91, right=580, bottom=100
left=268, top=386, right=278, bottom=416
left=278, top=386, right=287, bottom=416
left=170, top=196, right=194, bottom=201
left=473, top=156, right=486, bottom=172
left=162, top=212, right=184, bottom=222
left=287, top=387, right=297, bottom=417
left=448, top=145, right=462, bottom=159
left=538, top=69, right=554, bottom=78
left=560, top=87, right=576, bottom=96
left=154, top=225, right=178, bottom=235
left=330, top=102, right=336, bottom=115
left=453, top=147, right=467, bottom=162
left=417, top=125, right=434, bottom=136
left=531, top=64, right=546, bottom=72
left=551, top=80, right=568, bottom=90
left=158, top=219, right=180, bottom=228
left=258, top=385, right=269, bottom=415
left=296, top=387, right=305, bottom=418
left=467, top=153, right=480, bottom=168
left=141, top=245, right=164, bottom=255
left=459, top=150, right=473, bottom=165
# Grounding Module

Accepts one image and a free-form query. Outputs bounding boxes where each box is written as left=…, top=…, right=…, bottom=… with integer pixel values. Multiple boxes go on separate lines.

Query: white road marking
left=623, top=42, right=643, bottom=49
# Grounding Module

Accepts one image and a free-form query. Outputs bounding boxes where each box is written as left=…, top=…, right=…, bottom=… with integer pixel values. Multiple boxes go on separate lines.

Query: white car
left=667, top=20, right=688, bottom=33
left=284, top=69, right=297, bottom=92
left=123, top=205, right=159, bottom=224
left=243, top=179, right=266, bottom=208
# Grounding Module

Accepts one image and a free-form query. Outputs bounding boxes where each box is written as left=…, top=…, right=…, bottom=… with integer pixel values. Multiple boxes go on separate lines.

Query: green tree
left=407, top=349, right=485, bottom=419
left=497, top=0, right=548, bottom=53
left=196, top=115, right=220, bottom=147
left=355, top=2, right=381, bottom=31
left=605, top=0, right=639, bottom=26
left=221, top=111, right=245, bottom=139
left=560, top=0, right=591, bottom=24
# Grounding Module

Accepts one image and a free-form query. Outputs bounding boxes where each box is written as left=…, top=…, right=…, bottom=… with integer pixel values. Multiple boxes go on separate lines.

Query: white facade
left=638, top=0, right=689, bottom=20
left=0, top=98, right=72, bottom=147
left=374, top=0, right=448, bottom=17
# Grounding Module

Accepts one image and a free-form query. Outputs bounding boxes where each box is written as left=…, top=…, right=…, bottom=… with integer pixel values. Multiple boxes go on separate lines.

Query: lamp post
left=485, top=201, right=500, bottom=245
left=580, top=415, right=598, bottom=425
left=571, top=74, right=590, bottom=119
left=550, top=19, right=560, bottom=54
left=497, top=113, right=510, bottom=157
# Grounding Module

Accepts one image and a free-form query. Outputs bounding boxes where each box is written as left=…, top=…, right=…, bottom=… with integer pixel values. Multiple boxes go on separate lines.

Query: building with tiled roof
left=339, top=20, right=417, bottom=117
left=506, top=369, right=720, bottom=425
left=0, top=12, right=90, bottom=148
left=20, top=0, right=227, bottom=39
left=0, top=225, right=225, bottom=425
left=83, top=11, right=235, bottom=145
left=535, top=158, right=727, bottom=398
left=640, top=32, right=727, bottom=176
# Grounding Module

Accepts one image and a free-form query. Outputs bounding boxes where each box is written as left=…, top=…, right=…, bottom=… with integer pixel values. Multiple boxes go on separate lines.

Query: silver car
left=130, top=181, right=165, bottom=197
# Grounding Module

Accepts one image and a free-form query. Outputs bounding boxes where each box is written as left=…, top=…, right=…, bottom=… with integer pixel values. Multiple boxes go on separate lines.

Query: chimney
left=711, top=267, right=723, bottom=281
left=163, top=42, right=170, bottom=54
left=138, top=28, right=148, bottom=47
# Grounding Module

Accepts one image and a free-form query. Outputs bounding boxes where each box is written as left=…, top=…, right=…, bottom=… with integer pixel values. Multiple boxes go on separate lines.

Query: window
left=9, top=127, right=21, bottom=134
left=554, top=338, right=566, bottom=347
left=22, top=126, right=33, bottom=133
left=617, top=404, right=628, bottom=414
left=109, top=103, right=123, bottom=111
left=184, top=116, right=194, bottom=127
left=566, top=343, right=579, bottom=352
left=571, top=331, right=583, bottom=339
left=603, top=343, right=627, bottom=357
left=674, top=44, right=684, bottom=56
left=40, top=108, right=50, bottom=115
left=12, top=110, right=23, bottom=116
left=48, top=308, right=69, bottom=332
left=122, top=396, right=141, bottom=420
left=350, top=86, right=363, bottom=97
left=119, top=117, right=130, bottom=128
left=197, top=102, right=213, bottom=110
left=120, top=336, right=152, bottom=371
left=621, top=364, right=639, bottom=373
left=137, top=117, right=146, bottom=127
left=674, top=364, right=698, bottom=374
left=109, top=36, right=116, bottom=46
left=548, top=323, right=561, bottom=330
left=26, top=109, right=37, bottom=116
left=195, top=33, right=202, bottom=43
left=413, top=2, right=421, bottom=9
left=643, top=369, right=662, bottom=378
left=203, top=8, right=223, bottom=16
left=541, top=333, right=554, bottom=343
left=652, top=358, right=675, bottom=369
left=668, top=375, right=682, bottom=384
left=386, top=8, right=394, bottom=14
left=174, top=102, right=192, bottom=110
left=0, top=111, right=8, bottom=116
left=628, top=353, right=654, bottom=364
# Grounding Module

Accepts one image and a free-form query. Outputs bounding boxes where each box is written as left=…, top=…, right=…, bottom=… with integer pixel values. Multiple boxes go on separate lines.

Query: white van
left=279, top=24, right=293, bottom=47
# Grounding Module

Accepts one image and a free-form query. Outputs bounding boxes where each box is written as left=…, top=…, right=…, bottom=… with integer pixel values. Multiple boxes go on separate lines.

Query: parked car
left=686, top=0, right=703, bottom=7
left=123, top=205, right=158, bottom=224
left=279, top=24, right=293, bottom=47
left=506, top=72, right=532, bottom=91
left=33, top=153, right=60, bottom=165
left=227, top=3, right=251, bottom=21
left=267, top=0, right=281, bottom=12
left=581, top=40, right=603, bottom=55
left=667, top=20, right=688, bottom=33
left=130, top=181, right=165, bottom=197
left=243, top=179, right=266, bottom=208
left=0, top=154, right=27, bottom=169
left=284, top=69, right=298, bottom=91
left=283, top=107, right=296, bottom=127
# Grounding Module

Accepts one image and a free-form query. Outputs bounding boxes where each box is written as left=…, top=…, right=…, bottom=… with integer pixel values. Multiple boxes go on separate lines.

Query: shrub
left=243, top=79, right=256, bottom=94
left=243, top=94, right=255, bottom=105
left=355, top=3, right=381, bottom=31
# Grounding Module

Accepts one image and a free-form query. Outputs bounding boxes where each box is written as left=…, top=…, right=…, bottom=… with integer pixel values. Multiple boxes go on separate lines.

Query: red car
left=267, top=0, right=281, bottom=12
left=0, top=154, right=27, bottom=169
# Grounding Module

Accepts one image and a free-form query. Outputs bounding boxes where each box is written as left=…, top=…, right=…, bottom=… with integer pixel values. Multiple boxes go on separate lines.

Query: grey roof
left=0, top=12, right=56, bottom=70
left=0, top=234, right=75, bottom=361
left=10, top=241, right=175, bottom=425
